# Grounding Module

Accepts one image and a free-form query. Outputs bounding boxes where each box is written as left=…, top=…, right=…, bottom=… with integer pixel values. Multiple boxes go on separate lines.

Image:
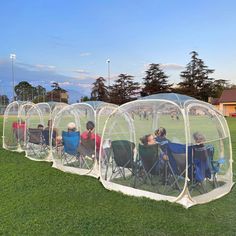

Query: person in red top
left=80, top=121, right=101, bottom=158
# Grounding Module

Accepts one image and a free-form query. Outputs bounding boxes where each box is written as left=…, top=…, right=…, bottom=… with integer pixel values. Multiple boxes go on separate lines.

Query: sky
left=0, top=0, right=236, bottom=102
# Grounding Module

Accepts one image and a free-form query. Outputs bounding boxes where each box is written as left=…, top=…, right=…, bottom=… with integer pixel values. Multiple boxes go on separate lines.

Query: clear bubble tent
left=2, top=94, right=234, bottom=208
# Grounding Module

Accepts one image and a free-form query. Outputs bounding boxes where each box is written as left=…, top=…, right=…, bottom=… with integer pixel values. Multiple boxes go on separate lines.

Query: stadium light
left=10, top=53, right=16, bottom=101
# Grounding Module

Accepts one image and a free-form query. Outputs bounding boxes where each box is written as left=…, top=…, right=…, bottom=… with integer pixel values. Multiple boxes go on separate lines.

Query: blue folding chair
left=192, top=144, right=221, bottom=190
left=62, top=131, right=81, bottom=166
left=166, top=142, right=193, bottom=192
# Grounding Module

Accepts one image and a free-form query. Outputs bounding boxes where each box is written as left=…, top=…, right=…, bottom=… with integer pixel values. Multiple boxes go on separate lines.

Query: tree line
left=0, top=51, right=233, bottom=106
left=89, top=51, right=233, bottom=105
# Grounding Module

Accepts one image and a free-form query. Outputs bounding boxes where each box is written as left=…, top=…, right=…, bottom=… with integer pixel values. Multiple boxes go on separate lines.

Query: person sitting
left=140, top=134, right=168, bottom=161
left=44, top=119, right=59, bottom=146
left=37, top=124, right=44, bottom=130
left=79, top=121, right=101, bottom=160
left=155, top=128, right=179, bottom=174
left=155, top=127, right=169, bottom=152
left=45, top=119, right=58, bottom=136
left=140, top=134, right=156, bottom=146
left=192, top=132, right=211, bottom=183
left=67, top=122, right=77, bottom=132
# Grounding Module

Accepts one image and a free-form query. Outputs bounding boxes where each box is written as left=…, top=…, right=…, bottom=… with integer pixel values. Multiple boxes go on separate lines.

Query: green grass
left=0, top=117, right=236, bottom=235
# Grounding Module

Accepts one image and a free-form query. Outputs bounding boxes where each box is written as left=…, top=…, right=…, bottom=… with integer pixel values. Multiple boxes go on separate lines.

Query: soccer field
left=0, top=116, right=235, bottom=235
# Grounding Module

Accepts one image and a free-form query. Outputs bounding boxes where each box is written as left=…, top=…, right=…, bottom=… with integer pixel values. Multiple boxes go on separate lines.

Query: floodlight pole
left=10, top=53, right=16, bottom=101
left=106, top=59, right=110, bottom=87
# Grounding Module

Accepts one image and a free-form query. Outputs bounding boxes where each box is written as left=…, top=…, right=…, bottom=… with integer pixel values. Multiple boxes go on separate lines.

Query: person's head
left=155, top=127, right=166, bottom=137
left=193, top=132, right=205, bottom=144
left=140, top=134, right=156, bottom=145
left=67, top=122, right=76, bottom=132
left=86, top=121, right=95, bottom=139
left=86, top=121, right=95, bottom=132
left=37, top=124, right=44, bottom=130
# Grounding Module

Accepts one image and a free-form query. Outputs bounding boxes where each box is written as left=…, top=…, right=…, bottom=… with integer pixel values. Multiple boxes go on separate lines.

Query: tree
left=142, top=63, right=172, bottom=96
left=109, top=74, right=140, bottom=105
left=178, top=51, right=215, bottom=101
left=81, top=96, right=90, bottom=102
left=15, top=81, right=35, bottom=101
left=0, top=95, right=9, bottom=105
left=210, top=79, right=229, bottom=98
left=91, top=77, right=109, bottom=101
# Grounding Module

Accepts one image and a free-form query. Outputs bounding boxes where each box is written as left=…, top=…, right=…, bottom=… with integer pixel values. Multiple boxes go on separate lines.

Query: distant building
left=210, top=89, right=236, bottom=116
left=208, top=97, right=220, bottom=110
left=47, top=88, right=69, bottom=103
left=218, top=89, right=236, bottom=116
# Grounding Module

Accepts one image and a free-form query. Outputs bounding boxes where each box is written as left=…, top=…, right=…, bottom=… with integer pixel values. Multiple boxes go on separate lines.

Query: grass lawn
left=0, top=116, right=235, bottom=235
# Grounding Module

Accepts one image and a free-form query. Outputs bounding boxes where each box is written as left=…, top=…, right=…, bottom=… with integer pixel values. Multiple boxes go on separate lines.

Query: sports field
left=0, top=116, right=235, bottom=235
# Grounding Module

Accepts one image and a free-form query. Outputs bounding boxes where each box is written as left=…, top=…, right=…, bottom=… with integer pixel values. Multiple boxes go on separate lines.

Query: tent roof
left=139, top=93, right=196, bottom=107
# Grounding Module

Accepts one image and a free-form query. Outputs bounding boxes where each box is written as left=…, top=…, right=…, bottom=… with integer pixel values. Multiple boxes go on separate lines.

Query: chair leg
left=163, top=161, right=182, bottom=193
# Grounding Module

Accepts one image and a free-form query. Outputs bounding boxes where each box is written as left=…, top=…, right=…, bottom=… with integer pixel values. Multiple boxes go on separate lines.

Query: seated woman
left=155, top=127, right=169, bottom=152
left=155, top=128, right=179, bottom=175
left=79, top=121, right=101, bottom=160
left=140, top=134, right=156, bottom=146
left=140, top=134, right=168, bottom=161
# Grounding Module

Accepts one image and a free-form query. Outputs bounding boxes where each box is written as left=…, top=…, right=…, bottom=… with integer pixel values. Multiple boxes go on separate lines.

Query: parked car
left=230, top=113, right=236, bottom=117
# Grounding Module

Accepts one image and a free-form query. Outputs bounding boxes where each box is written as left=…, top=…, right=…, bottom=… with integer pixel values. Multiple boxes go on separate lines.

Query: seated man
left=37, top=124, right=44, bottom=130
left=44, top=119, right=59, bottom=146
left=192, top=132, right=211, bottom=183
left=61, top=123, right=80, bottom=162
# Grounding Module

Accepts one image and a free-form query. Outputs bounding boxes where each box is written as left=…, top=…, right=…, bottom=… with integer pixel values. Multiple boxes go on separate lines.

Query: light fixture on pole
left=10, top=53, right=16, bottom=101
left=106, top=59, right=111, bottom=87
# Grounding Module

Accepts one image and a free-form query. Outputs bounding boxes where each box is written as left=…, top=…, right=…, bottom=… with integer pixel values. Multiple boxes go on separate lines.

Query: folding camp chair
left=61, top=131, right=82, bottom=166
left=27, top=128, right=47, bottom=158
left=107, top=140, right=136, bottom=180
left=191, top=144, right=217, bottom=192
left=166, top=143, right=193, bottom=193
left=137, top=143, right=161, bottom=188
left=77, top=137, right=96, bottom=169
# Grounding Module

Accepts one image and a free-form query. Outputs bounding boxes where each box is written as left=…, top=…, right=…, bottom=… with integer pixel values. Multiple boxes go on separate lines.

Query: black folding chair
left=107, top=140, right=135, bottom=180
left=77, top=137, right=96, bottom=169
left=166, top=143, right=192, bottom=193
left=138, top=143, right=161, bottom=186
left=27, top=128, right=47, bottom=158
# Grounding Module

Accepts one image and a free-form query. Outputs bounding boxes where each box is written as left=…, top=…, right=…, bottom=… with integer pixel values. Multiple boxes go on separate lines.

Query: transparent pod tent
left=25, top=102, right=53, bottom=161
left=3, top=101, right=34, bottom=152
left=52, top=103, right=96, bottom=175
left=51, top=101, right=118, bottom=177
left=99, top=93, right=233, bottom=208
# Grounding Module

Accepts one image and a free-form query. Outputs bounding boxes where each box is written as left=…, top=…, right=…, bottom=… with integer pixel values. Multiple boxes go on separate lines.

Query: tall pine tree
left=109, top=74, right=140, bottom=105
left=91, top=77, right=109, bottom=102
left=142, top=63, right=172, bottom=96
left=178, top=51, right=214, bottom=101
